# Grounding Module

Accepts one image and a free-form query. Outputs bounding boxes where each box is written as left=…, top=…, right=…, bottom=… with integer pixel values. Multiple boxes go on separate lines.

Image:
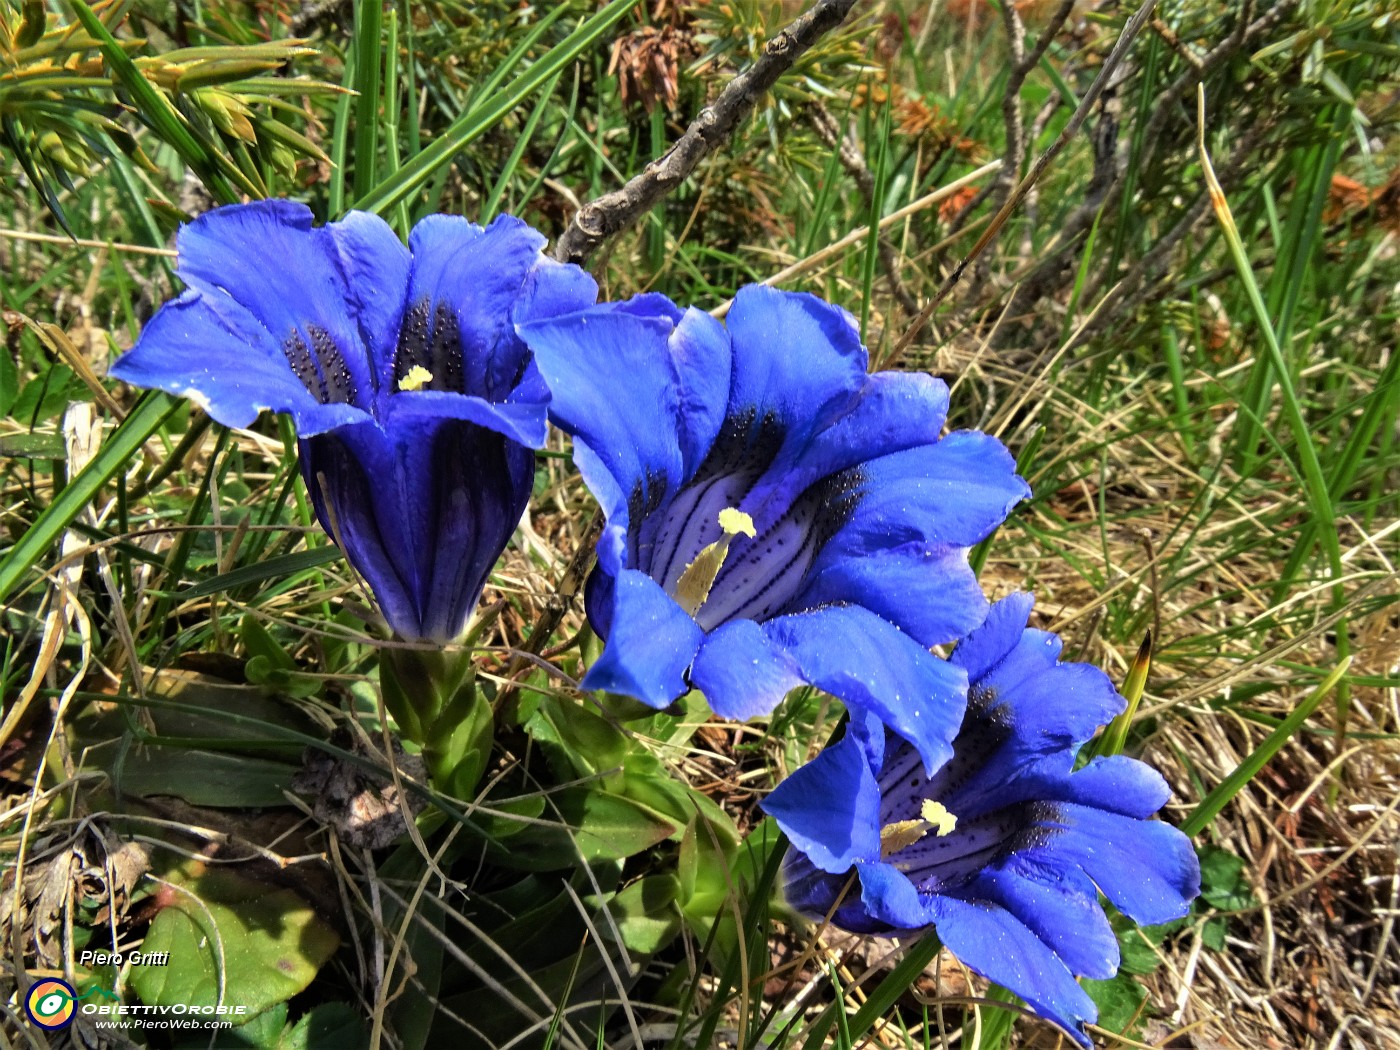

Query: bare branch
left=891, top=0, right=1165, bottom=360
left=552, top=0, right=860, bottom=265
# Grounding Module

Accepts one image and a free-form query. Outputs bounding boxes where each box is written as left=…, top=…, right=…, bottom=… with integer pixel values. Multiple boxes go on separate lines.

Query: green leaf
left=523, top=694, right=629, bottom=782
left=182, top=548, right=341, bottom=599
left=283, top=1003, right=366, bottom=1049
left=607, top=875, right=682, bottom=954
left=1197, top=844, right=1258, bottom=911
left=352, top=0, right=636, bottom=216
left=0, top=431, right=66, bottom=459
left=130, top=862, right=339, bottom=1024
left=489, top=786, right=678, bottom=870
left=1083, top=972, right=1149, bottom=1036
left=0, top=391, right=180, bottom=605
left=116, top=748, right=295, bottom=808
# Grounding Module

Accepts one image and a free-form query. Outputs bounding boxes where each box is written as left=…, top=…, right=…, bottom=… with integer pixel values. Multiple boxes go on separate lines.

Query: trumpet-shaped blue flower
left=110, top=200, right=595, bottom=642
left=519, top=286, right=1029, bottom=772
left=762, top=593, right=1201, bottom=1046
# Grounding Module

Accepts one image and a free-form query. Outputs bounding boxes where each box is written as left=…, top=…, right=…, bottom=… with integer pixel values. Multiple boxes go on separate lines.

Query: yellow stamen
left=673, top=508, right=756, bottom=616
left=880, top=819, right=928, bottom=857
left=922, top=799, right=958, bottom=837
left=398, top=365, right=434, bottom=391
left=880, top=800, right=958, bottom=859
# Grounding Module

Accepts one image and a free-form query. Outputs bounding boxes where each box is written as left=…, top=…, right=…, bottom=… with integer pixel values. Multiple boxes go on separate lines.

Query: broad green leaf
left=130, top=862, right=339, bottom=1024
left=524, top=694, right=630, bottom=781
left=1084, top=972, right=1149, bottom=1036
left=116, top=748, right=294, bottom=808
left=490, top=786, right=678, bottom=870
left=608, top=875, right=682, bottom=954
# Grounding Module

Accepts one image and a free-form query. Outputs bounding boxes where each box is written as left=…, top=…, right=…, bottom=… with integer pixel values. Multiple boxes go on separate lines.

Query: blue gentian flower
left=519, top=286, right=1029, bottom=771
left=762, top=593, right=1201, bottom=1046
left=110, top=200, right=595, bottom=642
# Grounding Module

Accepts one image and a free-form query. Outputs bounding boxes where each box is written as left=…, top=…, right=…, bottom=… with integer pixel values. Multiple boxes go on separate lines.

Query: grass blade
left=352, top=0, right=636, bottom=217
left=0, top=392, right=180, bottom=604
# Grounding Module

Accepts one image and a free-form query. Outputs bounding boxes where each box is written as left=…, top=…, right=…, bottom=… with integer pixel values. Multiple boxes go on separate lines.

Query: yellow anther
left=921, top=799, right=958, bottom=837
left=718, top=507, right=756, bottom=538
left=398, top=365, right=434, bottom=391
left=673, top=508, right=756, bottom=616
left=880, top=800, right=958, bottom=859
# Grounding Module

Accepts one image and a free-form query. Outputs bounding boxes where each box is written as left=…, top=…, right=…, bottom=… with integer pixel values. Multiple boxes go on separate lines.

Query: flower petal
left=689, top=619, right=803, bottom=721
left=326, top=209, right=412, bottom=379
left=723, top=285, right=867, bottom=449
left=824, top=430, right=1031, bottom=553
left=977, top=863, right=1120, bottom=980
left=175, top=200, right=379, bottom=405
left=109, top=289, right=370, bottom=435
left=792, top=542, right=988, bottom=649
left=522, top=299, right=688, bottom=507
left=402, top=214, right=548, bottom=401
left=764, top=605, right=968, bottom=775
left=580, top=570, right=704, bottom=707
left=1025, top=801, right=1200, bottom=927
left=950, top=592, right=1037, bottom=682
left=300, top=414, right=533, bottom=642
left=855, top=860, right=936, bottom=930
left=742, top=371, right=950, bottom=526
left=927, top=891, right=1098, bottom=1048
left=763, top=723, right=883, bottom=873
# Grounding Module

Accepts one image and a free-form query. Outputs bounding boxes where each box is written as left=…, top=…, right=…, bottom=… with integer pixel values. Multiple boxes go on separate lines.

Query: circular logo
left=25, top=978, right=77, bottom=1030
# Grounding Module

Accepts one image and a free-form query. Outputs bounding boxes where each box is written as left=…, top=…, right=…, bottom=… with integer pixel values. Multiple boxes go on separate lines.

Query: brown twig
left=892, top=0, right=1164, bottom=360
left=551, top=0, right=861, bottom=265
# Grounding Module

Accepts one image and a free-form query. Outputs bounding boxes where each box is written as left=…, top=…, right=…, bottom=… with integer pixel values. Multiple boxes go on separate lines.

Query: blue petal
left=326, top=209, right=412, bottom=381
left=109, top=288, right=370, bottom=435
left=792, top=543, right=987, bottom=649
left=1026, top=801, right=1200, bottom=926
left=300, top=414, right=533, bottom=642
left=824, top=430, right=1030, bottom=552
left=1050, top=754, right=1172, bottom=817
left=762, top=726, right=882, bottom=873
left=790, top=433, right=1028, bottom=646
left=950, top=592, right=1037, bottom=682
left=402, top=214, right=554, bottom=403
left=855, top=860, right=936, bottom=931
left=668, top=307, right=733, bottom=478
left=742, top=371, right=950, bottom=528
left=175, top=200, right=380, bottom=407
left=944, top=663, right=1126, bottom=808
left=977, top=863, right=1119, bottom=980
left=723, top=285, right=868, bottom=449
left=689, top=619, right=803, bottom=721
left=385, top=385, right=547, bottom=449
left=763, top=605, right=968, bottom=775
left=927, top=892, right=1097, bottom=1048
left=522, top=300, right=688, bottom=507
left=514, top=255, right=600, bottom=329
left=580, top=570, right=704, bottom=707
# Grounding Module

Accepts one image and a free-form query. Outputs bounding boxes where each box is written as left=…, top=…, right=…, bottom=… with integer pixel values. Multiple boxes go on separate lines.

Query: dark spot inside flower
left=429, top=301, right=465, bottom=393
left=308, top=325, right=356, bottom=404
left=395, top=298, right=433, bottom=381
left=282, top=326, right=356, bottom=405
left=282, top=330, right=320, bottom=398
left=639, top=407, right=868, bottom=628
left=393, top=297, right=467, bottom=394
